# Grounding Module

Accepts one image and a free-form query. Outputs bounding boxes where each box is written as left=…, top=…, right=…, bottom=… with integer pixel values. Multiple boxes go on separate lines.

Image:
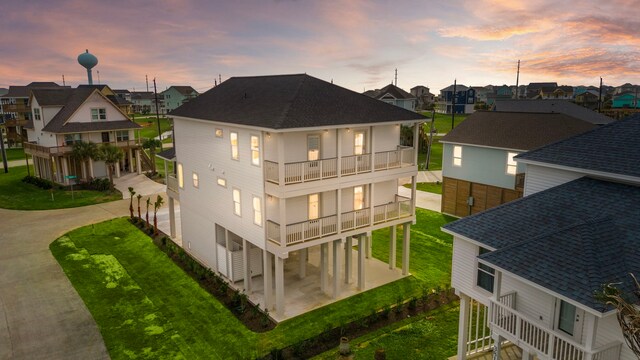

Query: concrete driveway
left=0, top=199, right=135, bottom=359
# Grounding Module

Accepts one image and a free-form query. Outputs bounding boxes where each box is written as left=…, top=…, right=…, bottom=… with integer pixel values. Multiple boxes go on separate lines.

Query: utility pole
left=394, top=68, right=398, bottom=86
left=598, top=77, right=603, bottom=113
left=426, top=109, right=436, bottom=170
left=451, top=79, right=457, bottom=130
left=153, top=78, right=163, bottom=151
left=97, top=70, right=100, bottom=84
left=0, top=126, right=7, bottom=173
left=514, top=60, right=520, bottom=99
left=219, top=74, right=222, bottom=84
left=146, top=75, right=149, bottom=92
left=62, top=74, right=66, bottom=86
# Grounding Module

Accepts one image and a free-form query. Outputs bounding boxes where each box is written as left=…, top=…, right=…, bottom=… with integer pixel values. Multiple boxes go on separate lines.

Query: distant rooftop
left=493, top=99, right=614, bottom=125
left=364, top=84, right=415, bottom=100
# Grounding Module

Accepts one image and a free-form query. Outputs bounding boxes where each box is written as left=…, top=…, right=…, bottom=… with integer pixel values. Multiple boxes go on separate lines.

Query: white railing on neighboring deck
left=374, top=148, right=415, bottom=170
left=341, top=154, right=371, bottom=176
left=166, top=175, right=179, bottom=194
left=373, top=197, right=411, bottom=224
left=341, top=208, right=370, bottom=232
left=489, top=299, right=622, bottom=360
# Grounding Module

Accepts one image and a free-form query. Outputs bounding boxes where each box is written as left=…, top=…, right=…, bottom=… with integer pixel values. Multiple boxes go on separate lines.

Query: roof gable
left=171, top=74, right=425, bottom=129
left=440, top=111, right=595, bottom=150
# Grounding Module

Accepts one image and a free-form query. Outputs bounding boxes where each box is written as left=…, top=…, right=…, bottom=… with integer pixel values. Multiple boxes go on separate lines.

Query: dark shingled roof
left=493, top=99, right=614, bottom=125
left=440, top=84, right=469, bottom=92
left=32, top=88, right=140, bottom=133
left=440, top=111, right=595, bottom=150
left=166, top=86, right=198, bottom=96
left=444, top=177, right=640, bottom=312
left=516, top=115, right=640, bottom=178
left=2, top=82, right=66, bottom=98
left=170, top=74, right=425, bottom=129
left=364, top=84, right=415, bottom=100
left=156, top=147, right=176, bottom=161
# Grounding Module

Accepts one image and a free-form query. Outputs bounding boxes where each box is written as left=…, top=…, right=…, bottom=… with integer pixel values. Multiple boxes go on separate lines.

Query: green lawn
left=51, top=209, right=457, bottom=358
left=313, top=302, right=460, bottom=360
left=0, top=165, right=121, bottom=210
left=420, top=112, right=467, bottom=134
left=1, top=147, right=25, bottom=162
left=133, top=116, right=172, bottom=140
left=417, top=137, right=443, bottom=170
left=404, top=182, right=443, bottom=195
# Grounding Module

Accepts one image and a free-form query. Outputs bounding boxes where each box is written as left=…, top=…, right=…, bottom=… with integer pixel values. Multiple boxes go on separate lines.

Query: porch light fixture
left=346, top=128, right=351, bottom=132
left=266, top=132, right=271, bottom=138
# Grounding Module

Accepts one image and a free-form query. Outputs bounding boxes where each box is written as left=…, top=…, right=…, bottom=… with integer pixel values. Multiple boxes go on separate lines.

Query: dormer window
left=33, top=108, right=41, bottom=121
left=91, top=108, right=107, bottom=121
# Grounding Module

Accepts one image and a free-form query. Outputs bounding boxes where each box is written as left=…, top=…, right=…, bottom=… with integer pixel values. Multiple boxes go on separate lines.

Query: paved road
left=0, top=200, right=134, bottom=360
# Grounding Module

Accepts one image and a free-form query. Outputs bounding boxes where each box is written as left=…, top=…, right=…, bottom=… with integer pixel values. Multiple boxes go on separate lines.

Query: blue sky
left=1, top=0, right=638, bottom=94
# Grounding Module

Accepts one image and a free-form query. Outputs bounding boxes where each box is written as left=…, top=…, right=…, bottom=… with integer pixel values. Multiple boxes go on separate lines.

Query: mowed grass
left=417, top=137, right=443, bottom=170
left=51, top=209, right=457, bottom=358
left=420, top=112, right=467, bottom=134
left=313, top=302, right=460, bottom=360
left=404, top=182, right=443, bottom=195
left=1, top=147, right=25, bottom=161
left=0, top=165, right=121, bottom=210
left=133, top=116, right=172, bottom=140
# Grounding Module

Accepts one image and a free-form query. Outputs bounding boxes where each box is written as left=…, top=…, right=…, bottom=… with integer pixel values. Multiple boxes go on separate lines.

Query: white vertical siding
left=373, top=180, right=397, bottom=204
left=523, top=164, right=583, bottom=196
left=500, top=274, right=555, bottom=328
left=372, top=124, right=400, bottom=152
left=595, top=314, right=635, bottom=359
left=174, top=117, right=266, bottom=251
left=180, top=206, right=217, bottom=268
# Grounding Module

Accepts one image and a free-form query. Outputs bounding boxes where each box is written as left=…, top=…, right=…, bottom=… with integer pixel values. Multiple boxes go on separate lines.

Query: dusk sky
left=2, top=0, right=639, bottom=94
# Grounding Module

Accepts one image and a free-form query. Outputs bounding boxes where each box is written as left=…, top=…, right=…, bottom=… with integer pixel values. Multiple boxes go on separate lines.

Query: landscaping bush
left=86, top=178, right=111, bottom=191
left=21, top=175, right=54, bottom=189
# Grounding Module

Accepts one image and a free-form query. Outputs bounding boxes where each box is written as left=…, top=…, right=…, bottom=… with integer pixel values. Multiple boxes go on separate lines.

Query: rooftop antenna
left=62, top=74, right=66, bottom=86
left=514, top=60, right=520, bottom=99
left=219, top=74, right=222, bottom=84
left=394, top=68, right=398, bottom=86
left=146, top=75, right=149, bottom=92
left=598, top=77, right=603, bottom=113
left=77, top=49, right=98, bottom=85
left=451, top=79, right=457, bottom=130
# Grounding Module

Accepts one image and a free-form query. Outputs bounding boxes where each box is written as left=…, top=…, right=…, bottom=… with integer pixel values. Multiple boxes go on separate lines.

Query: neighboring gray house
left=493, top=99, right=614, bottom=125
left=363, top=83, right=416, bottom=111
left=439, top=111, right=595, bottom=217
left=162, top=86, right=199, bottom=113
left=131, top=91, right=165, bottom=114
left=446, top=116, right=640, bottom=360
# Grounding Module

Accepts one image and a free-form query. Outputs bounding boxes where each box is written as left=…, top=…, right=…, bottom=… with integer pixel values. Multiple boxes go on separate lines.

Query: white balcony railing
left=341, top=154, right=371, bottom=176
left=489, top=299, right=622, bottom=360
left=167, top=175, right=179, bottom=193
left=24, top=139, right=141, bottom=156
left=267, top=198, right=413, bottom=247
left=374, top=148, right=415, bottom=170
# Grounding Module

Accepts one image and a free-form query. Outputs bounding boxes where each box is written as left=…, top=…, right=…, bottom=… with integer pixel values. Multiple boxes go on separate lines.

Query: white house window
left=354, top=186, right=364, bottom=210
left=252, top=196, right=262, bottom=226
left=177, top=163, right=184, bottom=188
left=558, top=300, right=576, bottom=336
left=251, top=135, right=260, bottom=166
left=192, top=172, right=199, bottom=188
left=506, top=152, right=518, bottom=175
left=230, top=132, right=239, bottom=160
left=64, top=133, right=81, bottom=145
left=308, top=135, right=320, bottom=161
left=91, top=108, right=107, bottom=121
left=33, top=108, right=41, bottom=121
left=308, top=193, right=319, bottom=220
left=217, top=177, right=226, bottom=187
left=354, top=131, right=365, bottom=155
left=476, top=247, right=495, bottom=293
left=453, top=145, right=463, bottom=167
left=233, top=188, right=241, bottom=216
left=116, top=131, right=129, bottom=141
left=215, top=129, right=223, bottom=138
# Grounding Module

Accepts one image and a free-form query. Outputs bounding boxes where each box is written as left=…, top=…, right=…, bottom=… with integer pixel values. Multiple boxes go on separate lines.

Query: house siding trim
left=517, top=158, right=640, bottom=185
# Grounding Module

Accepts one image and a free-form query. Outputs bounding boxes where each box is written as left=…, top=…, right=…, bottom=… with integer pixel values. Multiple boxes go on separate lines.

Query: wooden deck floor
left=449, top=343, right=523, bottom=360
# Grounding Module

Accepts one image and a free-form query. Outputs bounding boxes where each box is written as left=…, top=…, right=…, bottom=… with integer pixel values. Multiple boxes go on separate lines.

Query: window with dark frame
left=477, top=247, right=495, bottom=293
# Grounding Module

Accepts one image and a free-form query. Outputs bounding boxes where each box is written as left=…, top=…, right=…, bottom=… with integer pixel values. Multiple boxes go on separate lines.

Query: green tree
left=71, top=141, right=98, bottom=181
left=128, top=187, right=136, bottom=219
left=142, top=138, right=162, bottom=174
left=97, top=144, right=124, bottom=190
left=145, top=197, right=151, bottom=229
left=153, top=195, right=165, bottom=236
left=597, top=273, right=640, bottom=356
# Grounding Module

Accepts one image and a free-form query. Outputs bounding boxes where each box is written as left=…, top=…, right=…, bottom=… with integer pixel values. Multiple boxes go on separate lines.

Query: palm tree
left=145, top=197, right=151, bottom=229
left=153, top=195, right=165, bottom=235
left=71, top=141, right=98, bottom=181
left=136, top=194, right=142, bottom=219
left=97, top=144, right=124, bottom=190
left=128, top=187, right=136, bottom=219
left=142, top=138, right=163, bottom=175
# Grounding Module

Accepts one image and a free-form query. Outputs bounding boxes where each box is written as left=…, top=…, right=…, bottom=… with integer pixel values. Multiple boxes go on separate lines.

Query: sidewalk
left=398, top=170, right=443, bottom=212
left=114, top=172, right=167, bottom=199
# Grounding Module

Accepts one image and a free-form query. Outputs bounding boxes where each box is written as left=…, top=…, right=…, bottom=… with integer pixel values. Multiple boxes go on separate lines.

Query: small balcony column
left=279, top=198, right=287, bottom=247
left=298, top=248, right=307, bottom=279
left=367, top=185, right=374, bottom=259
left=88, top=158, right=94, bottom=178
left=320, top=243, right=329, bottom=293
left=332, top=239, right=341, bottom=299
left=369, top=125, right=375, bottom=171
left=357, top=234, right=367, bottom=290
left=389, top=225, right=397, bottom=270
left=243, top=239, right=252, bottom=294
left=457, top=293, right=471, bottom=360
left=163, top=159, right=169, bottom=184
left=584, top=313, right=599, bottom=360
left=402, top=222, right=411, bottom=275
left=136, top=149, right=142, bottom=175
left=168, top=197, right=176, bottom=238
left=277, top=133, right=285, bottom=185
left=336, top=128, right=342, bottom=176
left=263, top=250, right=274, bottom=310
left=336, top=188, right=342, bottom=233
left=275, top=255, right=285, bottom=317
left=128, top=148, right=134, bottom=173
left=61, top=157, right=69, bottom=185
left=344, top=236, right=352, bottom=284
left=115, top=159, right=121, bottom=178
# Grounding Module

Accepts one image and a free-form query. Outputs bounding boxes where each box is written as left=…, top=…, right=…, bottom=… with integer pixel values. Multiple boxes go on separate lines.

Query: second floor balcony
left=264, top=147, right=415, bottom=185
left=24, top=139, right=141, bottom=157
left=266, top=196, right=412, bottom=247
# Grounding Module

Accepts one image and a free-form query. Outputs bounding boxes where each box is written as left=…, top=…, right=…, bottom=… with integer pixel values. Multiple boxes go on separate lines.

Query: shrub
left=408, top=296, right=418, bottom=310
left=395, top=295, right=404, bottom=313
left=381, top=304, right=391, bottom=319
left=22, top=175, right=54, bottom=189
left=86, top=178, right=111, bottom=191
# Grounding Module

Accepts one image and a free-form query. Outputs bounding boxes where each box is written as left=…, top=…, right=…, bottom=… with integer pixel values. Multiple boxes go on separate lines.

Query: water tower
left=77, top=49, right=98, bottom=85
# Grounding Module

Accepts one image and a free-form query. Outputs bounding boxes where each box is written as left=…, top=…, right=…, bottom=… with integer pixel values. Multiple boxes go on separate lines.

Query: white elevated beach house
left=24, top=87, right=142, bottom=184
left=167, top=74, right=424, bottom=318
left=444, top=116, right=640, bottom=360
